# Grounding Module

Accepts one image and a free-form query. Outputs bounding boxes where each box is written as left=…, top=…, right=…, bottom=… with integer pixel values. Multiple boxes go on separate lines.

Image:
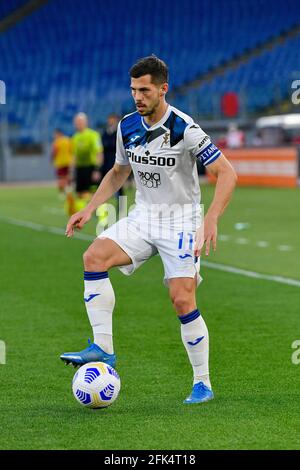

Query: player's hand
left=194, top=225, right=205, bottom=258
left=194, top=215, right=218, bottom=257
left=65, top=207, right=93, bottom=237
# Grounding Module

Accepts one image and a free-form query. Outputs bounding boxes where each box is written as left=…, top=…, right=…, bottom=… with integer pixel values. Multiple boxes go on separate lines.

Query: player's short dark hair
left=130, top=55, right=169, bottom=85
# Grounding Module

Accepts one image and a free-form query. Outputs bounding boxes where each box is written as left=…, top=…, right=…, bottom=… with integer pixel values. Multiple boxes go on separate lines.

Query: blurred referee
left=101, top=114, right=124, bottom=204
left=72, top=113, right=103, bottom=207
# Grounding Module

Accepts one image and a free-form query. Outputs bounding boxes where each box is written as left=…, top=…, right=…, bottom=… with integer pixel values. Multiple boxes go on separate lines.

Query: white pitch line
left=43, top=206, right=65, bottom=215
left=0, top=215, right=95, bottom=242
left=1, top=214, right=299, bottom=288
left=236, top=237, right=249, bottom=245
left=278, top=245, right=293, bottom=252
left=219, top=235, right=294, bottom=252
left=219, top=235, right=230, bottom=241
left=201, top=260, right=300, bottom=288
left=256, top=241, right=269, bottom=248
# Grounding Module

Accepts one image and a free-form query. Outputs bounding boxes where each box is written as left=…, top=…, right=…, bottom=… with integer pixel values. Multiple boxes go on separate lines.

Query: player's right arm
left=65, top=163, right=131, bottom=237
left=66, top=121, right=130, bottom=237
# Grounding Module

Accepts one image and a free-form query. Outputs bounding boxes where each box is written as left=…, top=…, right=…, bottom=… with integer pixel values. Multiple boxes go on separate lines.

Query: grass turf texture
left=0, top=184, right=299, bottom=450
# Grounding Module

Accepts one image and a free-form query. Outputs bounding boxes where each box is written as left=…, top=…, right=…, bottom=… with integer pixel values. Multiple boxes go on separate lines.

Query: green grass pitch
left=0, top=183, right=299, bottom=450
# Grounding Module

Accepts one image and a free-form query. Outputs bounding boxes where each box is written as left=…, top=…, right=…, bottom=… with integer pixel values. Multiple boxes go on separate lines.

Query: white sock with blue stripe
left=178, top=309, right=211, bottom=388
left=84, top=271, right=115, bottom=354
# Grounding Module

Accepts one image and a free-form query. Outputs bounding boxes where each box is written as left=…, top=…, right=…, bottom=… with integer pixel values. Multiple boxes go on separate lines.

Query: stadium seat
left=1, top=0, right=300, bottom=140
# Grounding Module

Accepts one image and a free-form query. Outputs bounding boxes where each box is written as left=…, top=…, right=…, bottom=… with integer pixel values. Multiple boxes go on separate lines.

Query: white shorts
left=98, top=208, right=202, bottom=287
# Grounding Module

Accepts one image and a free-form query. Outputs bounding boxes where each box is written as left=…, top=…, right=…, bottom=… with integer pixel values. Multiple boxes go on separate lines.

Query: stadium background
left=0, top=0, right=299, bottom=450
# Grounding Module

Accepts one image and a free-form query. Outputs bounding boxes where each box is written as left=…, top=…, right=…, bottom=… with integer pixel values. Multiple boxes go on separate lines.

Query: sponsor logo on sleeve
left=198, top=135, right=210, bottom=149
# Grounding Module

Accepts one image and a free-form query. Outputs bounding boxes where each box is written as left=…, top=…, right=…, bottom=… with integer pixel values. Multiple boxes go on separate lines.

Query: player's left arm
left=183, top=122, right=237, bottom=257
left=196, top=153, right=237, bottom=257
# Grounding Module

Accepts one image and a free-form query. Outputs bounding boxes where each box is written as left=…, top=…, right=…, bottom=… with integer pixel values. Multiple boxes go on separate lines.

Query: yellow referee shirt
left=72, top=128, right=103, bottom=167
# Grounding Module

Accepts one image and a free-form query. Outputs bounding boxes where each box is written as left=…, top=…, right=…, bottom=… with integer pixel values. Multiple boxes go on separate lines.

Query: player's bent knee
left=83, top=247, right=109, bottom=272
left=171, top=294, right=194, bottom=314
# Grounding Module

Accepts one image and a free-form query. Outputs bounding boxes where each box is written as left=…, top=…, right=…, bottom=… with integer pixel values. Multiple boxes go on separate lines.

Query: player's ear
left=160, top=83, right=168, bottom=96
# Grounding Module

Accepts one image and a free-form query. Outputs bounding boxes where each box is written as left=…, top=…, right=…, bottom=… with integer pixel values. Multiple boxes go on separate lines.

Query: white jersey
left=115, top=105, right=221, bottom=224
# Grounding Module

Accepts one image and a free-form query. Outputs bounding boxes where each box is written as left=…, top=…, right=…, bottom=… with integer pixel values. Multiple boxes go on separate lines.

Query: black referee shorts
left=75, top=166, right=95, bottom=193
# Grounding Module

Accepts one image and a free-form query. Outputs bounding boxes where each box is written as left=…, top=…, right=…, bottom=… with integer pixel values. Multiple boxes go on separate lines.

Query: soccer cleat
left=60, top=339, right=116, bottom=368
left=183, top=381, right=214, bottom=404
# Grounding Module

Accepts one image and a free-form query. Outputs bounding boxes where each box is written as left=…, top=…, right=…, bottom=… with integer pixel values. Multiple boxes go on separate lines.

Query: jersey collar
left=141, top=105, right=172, bottom=131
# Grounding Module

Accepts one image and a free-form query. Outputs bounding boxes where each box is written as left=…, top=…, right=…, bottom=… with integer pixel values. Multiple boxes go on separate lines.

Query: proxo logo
left=138, top=171, right=161, bottom=188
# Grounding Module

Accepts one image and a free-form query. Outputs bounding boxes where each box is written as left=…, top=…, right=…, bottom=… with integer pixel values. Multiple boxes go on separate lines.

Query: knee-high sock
left=178, top=309, right=211, bottom=388
left=84, top=271, right=115, bottom=354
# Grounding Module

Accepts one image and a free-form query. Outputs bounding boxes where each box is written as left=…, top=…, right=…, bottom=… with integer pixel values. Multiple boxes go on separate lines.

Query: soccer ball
left=72, top=362, right=121, bottom=409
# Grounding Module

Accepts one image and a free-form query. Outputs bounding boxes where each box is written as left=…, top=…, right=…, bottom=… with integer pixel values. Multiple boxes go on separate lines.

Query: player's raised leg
left=168, top=277, right=214, bottom=404
left=60, top=237, right=131, bottom=367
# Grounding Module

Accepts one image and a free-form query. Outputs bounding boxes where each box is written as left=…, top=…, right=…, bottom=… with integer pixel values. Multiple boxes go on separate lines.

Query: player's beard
left=136, top=97, right=160, bottom=117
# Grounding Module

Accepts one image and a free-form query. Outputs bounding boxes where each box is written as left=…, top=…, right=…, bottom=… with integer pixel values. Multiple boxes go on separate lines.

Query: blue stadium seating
left=1, top=0, right=300, bottom=140
left=174, top=33, right=300, bottom=117
left=0, top=0, right=28, bottom=20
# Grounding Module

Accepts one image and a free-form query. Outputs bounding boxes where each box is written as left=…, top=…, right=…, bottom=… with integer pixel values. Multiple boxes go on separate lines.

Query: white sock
left=178, top=309, right=211, bottom=388
left=84, top=271, right=115, bottom=354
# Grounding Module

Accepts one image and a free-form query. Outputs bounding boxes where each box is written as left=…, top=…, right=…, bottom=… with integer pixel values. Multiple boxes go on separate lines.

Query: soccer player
left=61, top=56, right=237, bottom=404
left=71, top=113, right=104, bottom=209
left=51, top=129, right=72, bottom=195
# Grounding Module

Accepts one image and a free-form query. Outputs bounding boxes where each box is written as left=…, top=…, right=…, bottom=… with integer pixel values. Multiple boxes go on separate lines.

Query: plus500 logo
left=126, top=150, right=175, bottom=167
